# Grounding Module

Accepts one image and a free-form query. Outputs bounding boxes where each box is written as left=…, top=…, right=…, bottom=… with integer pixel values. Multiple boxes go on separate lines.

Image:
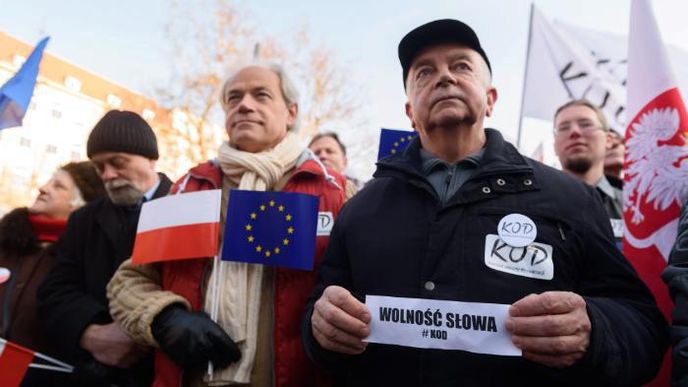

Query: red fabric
left=153, top=160, right=345, bottom=387
left=624, top=2, right=688, bottom=380
left=0, top=340, right=34, bottom=387
left=28, top=214, right=67, bottom=243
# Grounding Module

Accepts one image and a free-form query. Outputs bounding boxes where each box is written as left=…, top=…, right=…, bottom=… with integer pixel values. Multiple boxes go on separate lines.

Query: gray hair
left=219, top=62, right=301, bottom=132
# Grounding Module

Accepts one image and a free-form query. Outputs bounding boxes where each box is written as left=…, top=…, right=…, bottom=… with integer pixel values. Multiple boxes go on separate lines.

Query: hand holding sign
left=506, top=291, right=591, bottom=368
left=312, top=286, right=371, bottom=355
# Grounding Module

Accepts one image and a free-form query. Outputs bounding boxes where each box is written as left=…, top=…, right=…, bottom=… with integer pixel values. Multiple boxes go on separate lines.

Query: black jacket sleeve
left=663, top=200, right=688, bottom=387
left=576, top=187, right=668, bottom=386
left=303, top=205, right=357, bottom=372
left=37, top=209, right=110, bottom=361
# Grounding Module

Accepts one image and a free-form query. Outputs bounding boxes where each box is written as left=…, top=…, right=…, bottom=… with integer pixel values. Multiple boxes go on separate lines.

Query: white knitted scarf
left=205, top=132, right=303, bottom=385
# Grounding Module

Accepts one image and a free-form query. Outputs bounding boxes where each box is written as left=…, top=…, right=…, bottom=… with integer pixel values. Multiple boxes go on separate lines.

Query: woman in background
left=0, top=161, right=105, bottom=386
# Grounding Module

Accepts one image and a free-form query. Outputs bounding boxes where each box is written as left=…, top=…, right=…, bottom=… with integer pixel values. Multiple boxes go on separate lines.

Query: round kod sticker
left=497, top=213, right=537, bottom=247
left=0, top=267, right=10, bottom=284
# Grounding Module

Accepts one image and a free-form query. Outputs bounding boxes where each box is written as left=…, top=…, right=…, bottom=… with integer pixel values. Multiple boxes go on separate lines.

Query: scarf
left=206, top=132, right=304, bottom=385
left=28, top=214, right=68, bottom=243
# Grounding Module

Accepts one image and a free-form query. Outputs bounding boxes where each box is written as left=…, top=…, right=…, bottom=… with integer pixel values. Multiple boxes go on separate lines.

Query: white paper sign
left=317, top=212, right=334, bottom=236
left=610, top=218, right=624, bottom=238
left=365, top=295, right=520, bottom=356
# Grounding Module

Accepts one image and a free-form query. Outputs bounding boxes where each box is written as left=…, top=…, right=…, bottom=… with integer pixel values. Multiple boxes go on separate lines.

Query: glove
left=151, top=304, right=241, bottom=370
left=71, top=358, right=117, bottom=386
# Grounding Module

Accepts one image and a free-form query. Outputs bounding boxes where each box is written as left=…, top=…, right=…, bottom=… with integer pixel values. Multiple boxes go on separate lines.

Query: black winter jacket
left=303, top=129, right=668, bottom=387
left=662, top=198, right=688, bottom=387
left=38, top=173, right=172, bottom=387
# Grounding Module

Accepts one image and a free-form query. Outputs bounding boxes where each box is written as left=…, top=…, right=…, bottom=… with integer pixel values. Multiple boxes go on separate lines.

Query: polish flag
left=624, top=0, right=688, bottom=384
left=0, top=340, right=34, bottom=387
left=131, top=189, right=222, bottom=264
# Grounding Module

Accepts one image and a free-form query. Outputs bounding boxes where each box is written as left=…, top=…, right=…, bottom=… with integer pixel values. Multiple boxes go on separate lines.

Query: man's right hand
left=151, top=304, right=241, bottom=370
left=79, top=322, right=150, bottom=368
left=311, top=285, right=371, bottom=354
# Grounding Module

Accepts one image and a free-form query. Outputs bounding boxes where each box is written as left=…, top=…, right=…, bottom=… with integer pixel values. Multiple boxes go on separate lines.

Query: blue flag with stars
left=377, top=128, right=417, bottom=160
left=0, top=37, right=50, bottom=130
left=222, top=190, right=319, bottom=270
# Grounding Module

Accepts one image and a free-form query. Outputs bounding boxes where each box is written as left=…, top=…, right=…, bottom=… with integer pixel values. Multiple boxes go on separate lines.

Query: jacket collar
left=97, top=173, right=172, bottom=246
left=376, top=128, right=531, bottom=178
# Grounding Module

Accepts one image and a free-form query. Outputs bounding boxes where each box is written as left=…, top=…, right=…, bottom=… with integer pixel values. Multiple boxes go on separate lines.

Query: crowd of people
left=0, top=17, right=686, bottom=387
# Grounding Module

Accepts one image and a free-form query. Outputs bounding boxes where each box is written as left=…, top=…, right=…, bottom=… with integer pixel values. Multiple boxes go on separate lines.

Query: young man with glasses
left=553, top=99, right=623, bottom=241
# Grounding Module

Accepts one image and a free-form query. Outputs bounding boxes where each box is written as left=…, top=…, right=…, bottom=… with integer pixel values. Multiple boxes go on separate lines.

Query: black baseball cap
left=398, top=19, right=491, bottom=88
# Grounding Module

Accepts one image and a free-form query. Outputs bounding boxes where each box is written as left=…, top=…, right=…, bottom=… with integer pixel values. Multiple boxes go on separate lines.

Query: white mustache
left=105, top=179, right=133, bottom=190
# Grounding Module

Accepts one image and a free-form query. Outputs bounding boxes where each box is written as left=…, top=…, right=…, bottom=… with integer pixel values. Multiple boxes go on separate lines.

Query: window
left=46, top=145, right=57, bottom=153
left=64, top=76, right=82, bottom=92
left=12, top=54, right=26, bottom=68
left=106, top=94, right=122, bottom=108
left=142, top=108, right=155, bottom=120
left=71, top=151, right=81, bottom=161
left=52, top=109, right=62, bottom=119
left=19, top=137, right=31, bottom=147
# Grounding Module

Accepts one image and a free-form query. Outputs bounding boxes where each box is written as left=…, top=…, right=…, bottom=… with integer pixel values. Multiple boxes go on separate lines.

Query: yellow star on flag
left=285, top=214, right=292, bottom=221
left=287, top=227, right=294, bottom=234
left=247, top=236, right=254, bottom=243
left=283, top=238, right=289, bottom=246
left=250, top=213, right=257, bottom=219
left=256, top=245, right=263, bottom=252
left=245, top=224, right=252, bottom=231
left=278, top=205, right=284, bottom=212
left=260, top=205, right=266, bottom=211
left=269, top=200, right=275, bottom=207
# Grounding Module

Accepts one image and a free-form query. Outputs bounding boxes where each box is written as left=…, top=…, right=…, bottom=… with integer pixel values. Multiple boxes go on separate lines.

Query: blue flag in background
left=377, top=128, right=417, bottom=160
left=222, top=190, right=319, bottom=270
left=0, top=37, right=50, bottom=130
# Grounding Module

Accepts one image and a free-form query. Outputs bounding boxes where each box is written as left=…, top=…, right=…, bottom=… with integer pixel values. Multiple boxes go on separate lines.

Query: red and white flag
left=131, top=189, right=221, bottom=264
left=0, top=340, right=34, bottom=387
left=624, top=0, right=688, bottom=384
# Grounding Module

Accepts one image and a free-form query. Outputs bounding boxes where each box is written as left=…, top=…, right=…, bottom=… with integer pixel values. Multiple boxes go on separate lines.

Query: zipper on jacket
left=557, top=222, right=566, bottom=241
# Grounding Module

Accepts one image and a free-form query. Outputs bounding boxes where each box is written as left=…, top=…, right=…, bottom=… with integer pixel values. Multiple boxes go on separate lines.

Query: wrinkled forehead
left=226, top=66, right=282, bottom=93
left=554, top=104, right=601, bottom=126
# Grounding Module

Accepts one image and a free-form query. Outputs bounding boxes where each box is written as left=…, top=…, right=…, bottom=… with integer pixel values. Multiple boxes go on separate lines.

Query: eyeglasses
left=553, top=121, right=605, bottom=136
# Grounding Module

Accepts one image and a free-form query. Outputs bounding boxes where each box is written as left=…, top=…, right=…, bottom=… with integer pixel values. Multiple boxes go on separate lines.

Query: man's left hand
left=506, top=291, right=591, bottom=368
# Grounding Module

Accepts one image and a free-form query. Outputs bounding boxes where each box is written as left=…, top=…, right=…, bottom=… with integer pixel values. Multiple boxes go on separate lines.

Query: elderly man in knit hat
left=39, top=110, right=172, bottom=387
left=107, top=62, right=351, bottom=387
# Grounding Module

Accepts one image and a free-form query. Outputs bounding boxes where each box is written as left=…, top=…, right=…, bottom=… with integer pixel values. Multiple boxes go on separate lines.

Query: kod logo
left=497, top=213, right=537, bottom=248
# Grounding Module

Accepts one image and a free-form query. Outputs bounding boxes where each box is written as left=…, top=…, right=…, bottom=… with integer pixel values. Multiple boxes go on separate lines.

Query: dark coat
left=303, top=129, right=668, bottom=387
left=38, top=173, right=172, bottom=387
left=0, top=208, right=68, bottom=386
left=662, top=199, right=688, bottom=387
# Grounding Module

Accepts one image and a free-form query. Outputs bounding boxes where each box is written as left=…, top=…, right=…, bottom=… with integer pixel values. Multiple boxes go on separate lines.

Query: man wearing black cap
left=38, top=110, right=172, bottom=386
left=303, top=19, right=667, bottom=386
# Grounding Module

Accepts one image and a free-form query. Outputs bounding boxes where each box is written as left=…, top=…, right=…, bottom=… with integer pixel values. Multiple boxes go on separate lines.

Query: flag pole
left=206, top=252, right=222, bottom=380
left=516, top=3, right=535, bottom=151
left=0, top=337, right=73, bottom=373
left=28, top=363, right=72, bottom=373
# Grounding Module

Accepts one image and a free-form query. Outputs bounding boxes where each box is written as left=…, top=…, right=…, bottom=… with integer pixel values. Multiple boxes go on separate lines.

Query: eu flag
left=222, top=190, right=319, bottom=270
left=0, top=37, right=49, bottom=130
left=377, top=128, right=417, bottom=160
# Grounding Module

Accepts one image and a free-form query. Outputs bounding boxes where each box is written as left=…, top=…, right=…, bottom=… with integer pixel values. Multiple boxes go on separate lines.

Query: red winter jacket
left=153, top=159, right=346, bottom=387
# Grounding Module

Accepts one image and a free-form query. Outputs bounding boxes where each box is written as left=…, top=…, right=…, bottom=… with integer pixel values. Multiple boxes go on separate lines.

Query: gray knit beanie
left=86, top=110, right=159, bottom=159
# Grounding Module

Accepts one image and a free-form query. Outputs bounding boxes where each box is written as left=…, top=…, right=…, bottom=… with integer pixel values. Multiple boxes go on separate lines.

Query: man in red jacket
left=107, top=62, right=352, bottom=387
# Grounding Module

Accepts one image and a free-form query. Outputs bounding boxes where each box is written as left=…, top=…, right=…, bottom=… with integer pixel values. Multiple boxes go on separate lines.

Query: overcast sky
left=2, top=0, right=687, bottom=178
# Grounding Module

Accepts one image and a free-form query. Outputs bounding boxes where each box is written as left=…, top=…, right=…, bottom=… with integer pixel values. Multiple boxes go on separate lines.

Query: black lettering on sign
left=491, top=239, right=509, bottom=262
left=487, top=317, right=497, bottom=332
left=471, top=315, right=488, bottom=331
left=380, top=307, right=392, bottom=322
left=445, top=312, right=455, bottom=328
left=430, top=329, right=447, bottom=340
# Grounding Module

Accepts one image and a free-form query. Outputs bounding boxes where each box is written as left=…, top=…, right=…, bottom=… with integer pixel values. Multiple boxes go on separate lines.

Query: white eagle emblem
left=624, top=107, right=688, bottom=225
